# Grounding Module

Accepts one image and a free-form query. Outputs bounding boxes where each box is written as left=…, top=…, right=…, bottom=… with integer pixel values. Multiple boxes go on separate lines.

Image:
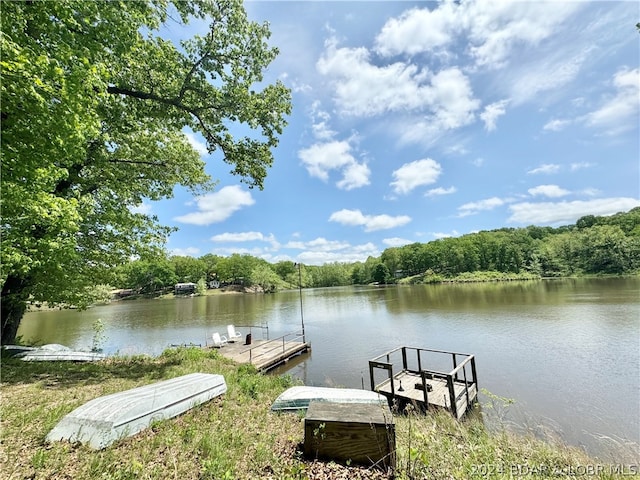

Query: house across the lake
left=174, top=283, right=197, bottom=295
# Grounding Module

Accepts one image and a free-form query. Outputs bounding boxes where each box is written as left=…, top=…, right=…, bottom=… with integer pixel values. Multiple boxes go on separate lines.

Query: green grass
left=399, top=270, right=542, bottom=285
left=1, top=348, right=636, bottom=479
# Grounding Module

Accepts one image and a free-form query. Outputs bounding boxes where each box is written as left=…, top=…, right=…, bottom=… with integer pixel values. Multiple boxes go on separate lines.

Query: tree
left=1, top=0, right=291, bottom=344
left=577, top=225, right=632, bottom=274
left=273, top=260, right=297, bottom=281
left=170, top=256, right=207, bottom=283
left=195, top=278, right=208, bottom=296
left=249, top=264, right=283, bottom=293
left=372, top=263, right=391, bottom=284
left=200, top=253, right=223, bottom=283
left=119, top=259, right=177, bottom=294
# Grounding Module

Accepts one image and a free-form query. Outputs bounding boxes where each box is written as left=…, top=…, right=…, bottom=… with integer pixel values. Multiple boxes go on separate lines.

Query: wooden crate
left=304, top=401, right=395, bottom=469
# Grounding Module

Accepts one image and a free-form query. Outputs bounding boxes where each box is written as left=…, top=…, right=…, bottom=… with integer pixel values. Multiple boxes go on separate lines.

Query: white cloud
left=298, top=242, right=380, bottom=265
left=425, top=186, right=457, bottom=197
left=428, top=68, right=480, bottom=129
left=310, top=101, right=336, bottom=141
left=584, top=67, right=640, bottom=136
left=580, top=188, right=601, bottom=197
left=507, top=48, right=589, bottom=105
left=183, top=131, right=208, bottom=156
left=312, top=120, right=336, bottom=141
left=169, top=247, right=201, bottom=257
left=298, top=140, right=370, bottom=190
left=210, top=231, right=280, bottom=250
left=432, top=230, right=459, bottom=240
left=374, top=4, right=458, bottom=57
left=209, top=246, right=269, bottom=258
left=527, top=164, right=561, bottom=175
left=445, top=144, right=470, bottom=156
left=383, top=237, right=414, bottom=247
left=373, top=1, right=581, bottom=69
left=317, top=39, right=430, bottom=117
left=337, top=161, right=372, bottom=191
left=570, top=162, right=594, bottom=171
left=329, top=209, right=411, bottom=232
left=394, top=70, right=480, bottom=146
left=458, top=197, right=505, bottom=217
left=174, top=185, right=254, bottom=226
left=480, top=100, right=509, bottom=131
left=317, top=38, right=479, bottom=129
left=390, top=158, right=442, bottom=195
left=283, top=237, right=380, bottom=265
left=508, top=198, right=640, bottom=225
left=528, top=185, right=570, bottom=198
left=129, top=202, right=152, bottom=215
left=306, top=237, right=351, bottom=252
left=543, top=118, right=572, bottom=132
left=211, top=231, right=265, bottom=242
left=464, top=1, right=581, bottom=69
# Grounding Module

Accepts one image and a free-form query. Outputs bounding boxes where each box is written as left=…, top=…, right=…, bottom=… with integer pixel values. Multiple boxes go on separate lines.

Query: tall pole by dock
left=296, top=262, right=305, bottom=342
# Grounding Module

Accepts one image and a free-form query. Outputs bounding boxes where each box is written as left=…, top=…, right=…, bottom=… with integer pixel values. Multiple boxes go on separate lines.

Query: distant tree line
left=112, top=208, right=640, bottom=294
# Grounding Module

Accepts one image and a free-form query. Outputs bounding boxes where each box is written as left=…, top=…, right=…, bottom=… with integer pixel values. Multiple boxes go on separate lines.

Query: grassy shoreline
left=1, top=348, right=637, bottom=479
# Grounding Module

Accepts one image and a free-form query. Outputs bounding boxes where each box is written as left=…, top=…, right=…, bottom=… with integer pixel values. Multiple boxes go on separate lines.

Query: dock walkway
left=213, top=332, right=310, bottom=372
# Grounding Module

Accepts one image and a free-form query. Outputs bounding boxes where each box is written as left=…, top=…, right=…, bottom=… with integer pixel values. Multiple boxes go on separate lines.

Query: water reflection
left=18, top=278, right=640, bottom=460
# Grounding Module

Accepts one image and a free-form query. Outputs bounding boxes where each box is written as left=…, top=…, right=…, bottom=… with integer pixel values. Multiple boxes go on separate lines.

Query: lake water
left=17, top=277, right=640, bottom=461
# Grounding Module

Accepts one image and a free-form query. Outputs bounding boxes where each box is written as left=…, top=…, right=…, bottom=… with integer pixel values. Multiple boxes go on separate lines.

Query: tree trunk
left=1, top=275, right=30, bottom=345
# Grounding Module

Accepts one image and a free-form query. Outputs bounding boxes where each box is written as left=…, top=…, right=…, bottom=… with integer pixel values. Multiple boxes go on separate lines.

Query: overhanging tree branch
left=107, top=158, right=168, bottom=167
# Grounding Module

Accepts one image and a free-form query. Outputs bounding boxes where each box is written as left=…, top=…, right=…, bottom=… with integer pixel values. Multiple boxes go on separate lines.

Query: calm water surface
left=18, top=278, right=640, bottom=460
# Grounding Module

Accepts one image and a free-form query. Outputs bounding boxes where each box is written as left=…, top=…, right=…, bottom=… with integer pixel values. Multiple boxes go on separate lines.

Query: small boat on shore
left=1, top=345, right=37, bottom=357
left=46, top=373, right=227, bottom=449
left=13, top=344, right=106, bottom=362
left=271, top=386, right=387, bottom=412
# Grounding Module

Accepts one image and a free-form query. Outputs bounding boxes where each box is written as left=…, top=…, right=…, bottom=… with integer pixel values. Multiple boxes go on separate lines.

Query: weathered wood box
left=304, top=401, right=395, bottom=469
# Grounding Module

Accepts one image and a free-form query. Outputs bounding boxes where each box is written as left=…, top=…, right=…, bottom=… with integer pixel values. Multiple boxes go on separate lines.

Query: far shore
left=26, top=274, right=637, bottom=313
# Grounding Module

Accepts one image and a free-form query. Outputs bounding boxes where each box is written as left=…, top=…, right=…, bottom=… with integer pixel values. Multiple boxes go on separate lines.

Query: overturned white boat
left=15, top=344, right=106, bottom=362
left=271, top=386, right=387, bottom=412
left=46, top=373, right=227, bottom=449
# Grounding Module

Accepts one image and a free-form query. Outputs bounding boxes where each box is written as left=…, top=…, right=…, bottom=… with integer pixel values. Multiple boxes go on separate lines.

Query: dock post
left=452, top=353, right=459, bottom=381
left=471, top=356, right=478, bottom=391
left=368, top=363, right=375, bottom=391
left=447, top=374, right=457, bottom=419
left=463, top=365, right=470, bottom=406
left=295, top=262, right=305, bottom=343
left=420, top=370, right=429, bottom=410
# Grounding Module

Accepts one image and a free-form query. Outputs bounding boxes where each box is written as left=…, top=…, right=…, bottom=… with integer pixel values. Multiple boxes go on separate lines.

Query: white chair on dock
left=212, top=332, right=228, bottom=348
left=226, top=325, right=242, bottom=342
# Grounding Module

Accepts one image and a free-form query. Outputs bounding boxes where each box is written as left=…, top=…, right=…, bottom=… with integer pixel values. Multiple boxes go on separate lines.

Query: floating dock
left=214, top=331, right=310, bottom=372
left=369, top=346, right=478, bottom=419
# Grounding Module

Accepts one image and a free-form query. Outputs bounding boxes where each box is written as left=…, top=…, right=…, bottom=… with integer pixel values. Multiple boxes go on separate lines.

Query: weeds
left=1, top=349, right=633, bottom=479
left=90, top=318, right=107, bottom=352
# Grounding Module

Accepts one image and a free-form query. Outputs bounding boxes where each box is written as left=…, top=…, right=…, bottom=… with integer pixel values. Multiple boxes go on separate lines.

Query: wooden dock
left=213, top=332, right=310, bottom=372
left=369, top=346, right=478, bottom=419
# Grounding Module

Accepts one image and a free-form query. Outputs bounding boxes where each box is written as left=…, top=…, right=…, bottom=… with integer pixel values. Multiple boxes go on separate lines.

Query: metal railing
left=242, top=330, right=305, bottom=366
left=369, top=346, right=477, bottom=417
left=234, top=323, right=270, bottom=340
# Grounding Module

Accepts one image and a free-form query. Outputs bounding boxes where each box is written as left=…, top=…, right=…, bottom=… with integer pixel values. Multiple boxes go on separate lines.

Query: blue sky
left=138, top=1, right=640, bottom=265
